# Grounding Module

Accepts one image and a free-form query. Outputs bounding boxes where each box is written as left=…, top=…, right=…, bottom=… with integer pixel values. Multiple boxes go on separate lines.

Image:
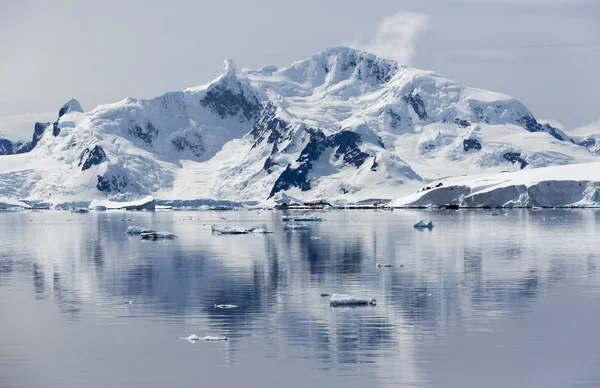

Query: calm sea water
left=1, top=209, right=600, bottom=388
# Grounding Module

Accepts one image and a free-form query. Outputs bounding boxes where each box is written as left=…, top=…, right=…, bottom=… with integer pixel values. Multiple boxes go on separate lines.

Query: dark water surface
left=1, top=209, right=600, bottom=387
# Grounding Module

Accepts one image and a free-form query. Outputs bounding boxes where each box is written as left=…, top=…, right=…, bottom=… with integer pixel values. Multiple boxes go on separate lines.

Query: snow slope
left=392, top=162, right=600, bottom=208
left=0, top=46, right=598, bottom=207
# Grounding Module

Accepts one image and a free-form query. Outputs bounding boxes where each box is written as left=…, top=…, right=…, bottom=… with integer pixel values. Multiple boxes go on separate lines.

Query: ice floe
left=376, top=263, right=403, bottom=268
left=140, top=231, right=177, bottom=240
left=281, top=214, right=323, bottom=222
left=284, top=224, right=310, bottom=230
left=211, top=223, right=269, bottom=234
left=329, top=293, right=377, bottom=306
left=126, top=226, right=156, bottom=235
left=214, top=304, right=238, bottom=309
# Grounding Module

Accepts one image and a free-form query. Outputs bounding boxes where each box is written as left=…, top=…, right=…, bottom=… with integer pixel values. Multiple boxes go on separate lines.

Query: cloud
left=348, top=11, right=431, bottom=65
left=571, top=119, right=600, bottom=135
left=0, top=111, right=56, bottom=141
left=538, top=119, right=565, bottom=130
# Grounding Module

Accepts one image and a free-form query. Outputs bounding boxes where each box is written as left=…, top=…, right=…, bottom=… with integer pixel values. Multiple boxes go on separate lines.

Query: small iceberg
left=180, top=334, right=227, bottom=343
left=140, top=231, right=177, bottom=240
left=281, top=214, right=322, bottom=222
left=203, top=336, right=228, bottom=342
left=94, top=205, right=107, bottom=211
left=329, top=294, right=377, bottom=307
left=310, top=236, right=322, bottom=240
left=284, top=224, right=310, bottom=230
left=488, top=209, right=508, bottom=217
left=414, top=220, right=434, bottom=229
left=211, top=224, right=268, bottom=234
left=71, top=208, right=89, bottom=214
left=214, top=304, right=238, bottom=309
left=376, top=263, right=403, bottom=268
left=126, top=226, right=156, bottom=235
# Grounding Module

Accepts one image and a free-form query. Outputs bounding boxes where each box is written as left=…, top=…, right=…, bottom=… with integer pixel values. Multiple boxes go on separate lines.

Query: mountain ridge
left=0, top=46, right=597, bottom=207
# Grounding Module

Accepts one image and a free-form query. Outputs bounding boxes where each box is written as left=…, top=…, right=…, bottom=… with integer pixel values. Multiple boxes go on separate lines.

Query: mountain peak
left=58, top=98, right=84, bottom=118
left=281, top=46, right=399, bottom=87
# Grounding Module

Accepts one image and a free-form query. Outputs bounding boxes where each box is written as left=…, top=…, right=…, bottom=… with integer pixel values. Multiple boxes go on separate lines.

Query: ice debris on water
left=181, top=334, right=228, bottom=343
left=71, top=208, right=89, bottom=214
left=414, top=220, right=434, bottom=229
left=211, top=224, right=268, bottom=234
left=203, top=336, right=228, bottom=342
left=329, top=294, right=377, bottom=307
left=214, top=304, right=238, bottom=309
left=281, top=214, right=322, bottom=222
left=284, top=224, right=310, bottom=230
left=376, top=263, right=403, bottom=268
left=119, top=218, right=133, bottom=222
left=124, top=300, right=134, bottom=304
left=488, top=209, right=508, bottom=216
left=140, top=231, right=177, bottom=240
left=126, top=226, right=156, bottom=235
left=310, top=236, right=322, bottom=240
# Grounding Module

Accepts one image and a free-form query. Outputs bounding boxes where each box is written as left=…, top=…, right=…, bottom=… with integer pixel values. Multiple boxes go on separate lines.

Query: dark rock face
left=517, top=115, right=570, bottom=142
left=403, top=93, right=427, bottom=120
left=30, top=122, right=50, bottom=149
left=52, top=121, right=61, bottom=136
left=171, top=133, right=205, bottom=158
left=200, top=84, right=260, bottom=120
left=387, top=110, right=402, bottom=129
left=370, top=156, right=379, bottom=171
left=263, top=156, right=275, bottom=172
left=354, top=57, right=397, bottom=83
left=0, top=122, right=50, bottom=156
left=473, top=107, right=489, bottom=123
left=250, top=103, right=289, bottom=146
left=503, top=152, right=528, bottom=169
left=96, top=172, right=128, bottom=193
left=128, top=121, right=159, bottom=145
left=455, top=118, right=471, bottom=128
left=463, top=138, right=482, bottom=152
left=578, top=138, right=596, bottom=149
left=269, top=129, right=371, bottom=198
left=0, top=138, right=14, bottom=155
left=329, top=131, right=369, bottom=168
left=79, top=145, right=108, bottom=171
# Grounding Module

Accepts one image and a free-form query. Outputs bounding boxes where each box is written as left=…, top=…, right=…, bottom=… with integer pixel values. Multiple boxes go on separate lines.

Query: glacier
left=1, top=46, right=599, bottom=208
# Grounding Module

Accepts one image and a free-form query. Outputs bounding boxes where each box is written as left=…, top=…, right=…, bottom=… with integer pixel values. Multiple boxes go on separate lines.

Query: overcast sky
left=0, top=0, right=598, bottom=140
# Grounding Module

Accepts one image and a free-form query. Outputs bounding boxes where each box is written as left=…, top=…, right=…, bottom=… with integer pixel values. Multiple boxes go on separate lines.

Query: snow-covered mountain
left=0, top=46, right=598, bottom=207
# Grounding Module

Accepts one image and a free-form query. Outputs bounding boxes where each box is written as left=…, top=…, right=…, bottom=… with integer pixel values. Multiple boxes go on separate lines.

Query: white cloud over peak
left=347, top=11, right=431, bottom=65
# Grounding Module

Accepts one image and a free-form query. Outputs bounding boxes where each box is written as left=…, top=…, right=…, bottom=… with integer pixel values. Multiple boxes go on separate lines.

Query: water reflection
left=1, top=209, right=600, bottom=387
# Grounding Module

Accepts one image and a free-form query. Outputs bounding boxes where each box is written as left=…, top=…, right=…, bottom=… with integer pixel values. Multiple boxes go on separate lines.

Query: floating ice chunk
left=284, top=224, right=310, bottom=230
left=414, top=220, right=434, bottom=229
left=119, top=218, right=133, bottom=222
left=211, top=225, right=249, bottom=234
left=376, top=263, right=403, bottom=268
left=140, top=231, right=176, bottom=240
left=488, top=209, right=508, bottom=216
left=329, top=294, right=377, bottom=307
left=71, top=208, right=89, bottom=214
left=182, top=334, right=201, bottom=342
left=203, top=336, right=228, bottom=341
left=124, top=300, right=134, bottom=304
left=248, top=223, right=269, bottom=233
left=310, top=236, right=322, bottom=240
left=94, top=205, right=107, bottom=211
left=214, top=304, right=238, bottom=309
left=126, top=226, right=156, bottom=235
left=281, top=214, right=323, bottom=222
